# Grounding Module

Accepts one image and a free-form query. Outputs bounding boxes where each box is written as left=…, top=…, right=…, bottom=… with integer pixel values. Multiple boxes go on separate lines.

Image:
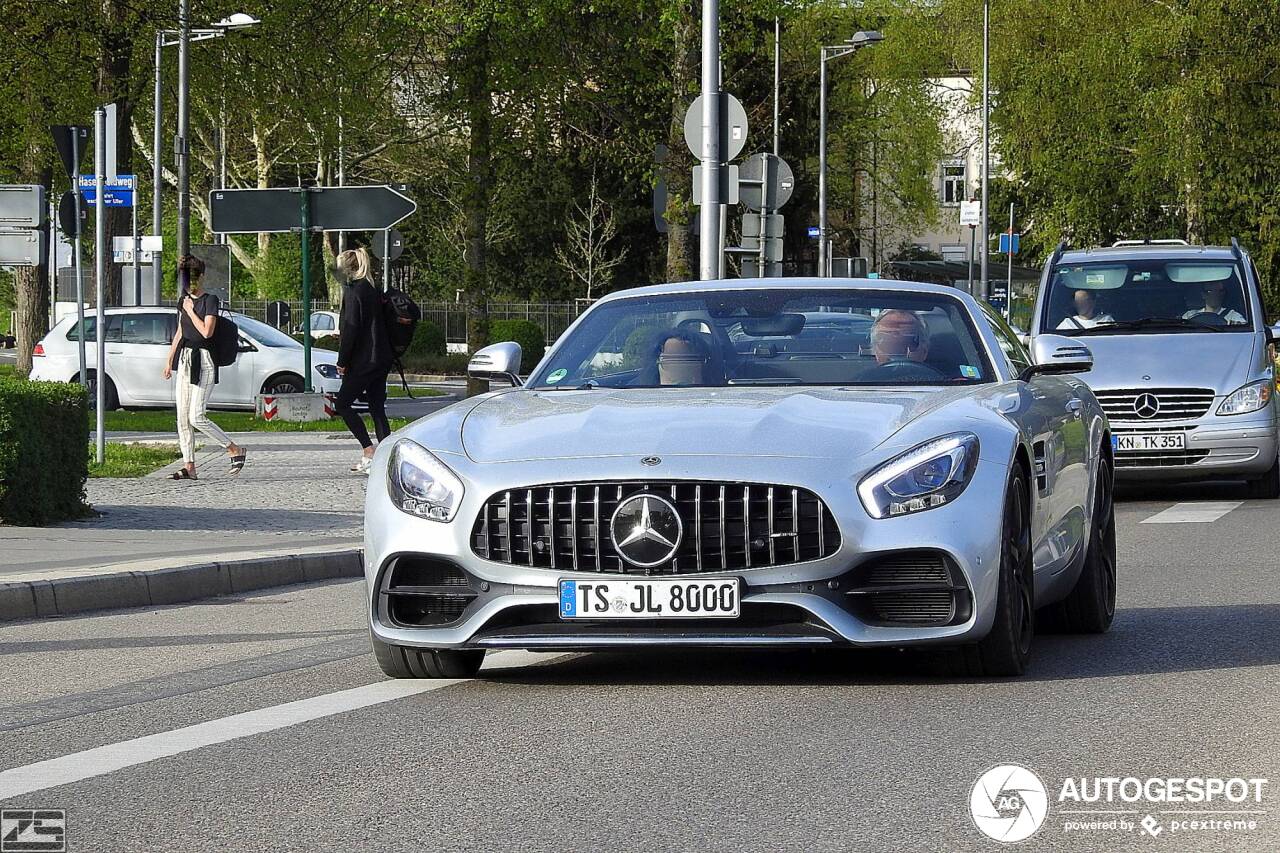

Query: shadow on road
left=487, top=603, right=1280, bottom=686
left=1116, top=479, right=1252, bottom=503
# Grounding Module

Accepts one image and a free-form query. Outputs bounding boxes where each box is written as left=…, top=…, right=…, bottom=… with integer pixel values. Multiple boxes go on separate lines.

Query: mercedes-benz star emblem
left=610, top=494, right=683, bottom=568
left=1134, top=393, right=1161, bottom=419
left=641, top=456, right=662, bottom=467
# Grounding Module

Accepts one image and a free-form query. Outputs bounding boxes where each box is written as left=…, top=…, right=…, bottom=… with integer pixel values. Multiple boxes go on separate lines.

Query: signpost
left=210, top=184, right=418, bottom=390
left=960, top=199, right=982, bottom=293
left=52, top=126, right=90, bottom=392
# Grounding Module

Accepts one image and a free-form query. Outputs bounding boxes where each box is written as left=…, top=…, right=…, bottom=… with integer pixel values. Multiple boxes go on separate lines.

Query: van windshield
left=1043, top=259, right=1252, bottom=334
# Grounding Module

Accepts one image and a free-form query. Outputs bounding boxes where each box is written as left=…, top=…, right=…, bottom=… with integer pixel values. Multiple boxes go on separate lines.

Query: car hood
left=459, top=386, right=981, bottom=464
left=1070, top=332, right=1260, bottom=393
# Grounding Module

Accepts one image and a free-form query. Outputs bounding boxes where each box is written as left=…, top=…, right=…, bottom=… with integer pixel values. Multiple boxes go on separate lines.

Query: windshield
left=235, top=314, right=302, bottom=348
left=528, top=288, right=994, bottom=389
left=1043, top=259, right=1252, bottom=334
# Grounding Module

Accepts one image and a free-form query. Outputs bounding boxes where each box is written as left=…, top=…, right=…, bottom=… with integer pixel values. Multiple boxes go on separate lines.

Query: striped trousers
left=176, top=348, right=233, bottom=464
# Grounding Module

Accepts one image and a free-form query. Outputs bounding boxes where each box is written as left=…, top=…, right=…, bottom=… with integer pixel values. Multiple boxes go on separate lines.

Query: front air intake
left=379, top=557, right=477, bottom=627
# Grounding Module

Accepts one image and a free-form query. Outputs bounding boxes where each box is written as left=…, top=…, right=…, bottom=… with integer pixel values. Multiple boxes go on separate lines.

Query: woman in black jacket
left=334, top=247, right=393, bottom=474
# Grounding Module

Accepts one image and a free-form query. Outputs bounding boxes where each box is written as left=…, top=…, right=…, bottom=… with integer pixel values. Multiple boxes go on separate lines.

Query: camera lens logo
left=969, top=765, right=1049, bottom=843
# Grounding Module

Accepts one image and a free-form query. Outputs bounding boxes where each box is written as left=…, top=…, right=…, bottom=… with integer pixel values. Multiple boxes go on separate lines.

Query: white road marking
left=0, top=649, right=561, bottom=800
left=1140, top=501, right=1243, bottom=524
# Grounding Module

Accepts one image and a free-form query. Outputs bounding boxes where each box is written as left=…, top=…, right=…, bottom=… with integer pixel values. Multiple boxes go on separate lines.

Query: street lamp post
left=980, top=0, right=990, bottom=300
left=818, top=30, right=883, bottom=278
left=153, top=11, right=259, bottom=286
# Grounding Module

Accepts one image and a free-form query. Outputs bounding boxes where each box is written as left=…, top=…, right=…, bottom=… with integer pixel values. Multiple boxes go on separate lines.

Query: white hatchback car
left=30, top=307, right=342, bottom=410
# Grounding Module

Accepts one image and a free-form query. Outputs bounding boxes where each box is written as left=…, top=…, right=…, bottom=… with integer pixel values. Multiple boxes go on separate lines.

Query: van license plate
left=1114, top=433, right=1185, bottom=452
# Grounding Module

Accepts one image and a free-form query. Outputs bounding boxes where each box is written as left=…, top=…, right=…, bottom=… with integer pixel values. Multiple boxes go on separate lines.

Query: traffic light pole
left=297, top=188, right=312, bottom=392
left=698, top=0, right=721, bottom=280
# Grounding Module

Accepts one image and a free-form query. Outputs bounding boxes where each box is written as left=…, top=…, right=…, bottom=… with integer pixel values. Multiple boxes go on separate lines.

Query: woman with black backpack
left=334, top=247, right=393, bottom=474
left=162, top=254, right=246, bottom=480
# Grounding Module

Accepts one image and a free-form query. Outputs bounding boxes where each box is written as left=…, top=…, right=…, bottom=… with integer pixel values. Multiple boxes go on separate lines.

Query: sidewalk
left=0, top=431, right=372, bottom=620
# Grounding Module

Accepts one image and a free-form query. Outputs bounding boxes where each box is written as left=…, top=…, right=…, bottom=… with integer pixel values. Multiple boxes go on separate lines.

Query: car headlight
left=1217, top=380, right=1273, bottom=416
left=314, top=363, right=339, bottom=379
left=388, top=440, right=465, bottom=522
left=858, top=433, right=980, bottom=519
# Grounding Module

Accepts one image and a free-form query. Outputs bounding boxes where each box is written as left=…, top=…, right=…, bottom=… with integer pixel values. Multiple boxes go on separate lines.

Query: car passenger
left=1057, top=290, right=1114, bottom=330
left=1183, top=280, right=1246, bottom=324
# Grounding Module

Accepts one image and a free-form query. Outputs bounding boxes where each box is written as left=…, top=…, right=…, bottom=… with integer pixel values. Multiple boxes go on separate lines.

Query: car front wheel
left=1246, top=453, right=1280, bottom=500
left=950, top=468, right=1034, bottom=677
left=370, top=632, right=485, bottom=679
left=1041, top=457, right=1117, bottom=633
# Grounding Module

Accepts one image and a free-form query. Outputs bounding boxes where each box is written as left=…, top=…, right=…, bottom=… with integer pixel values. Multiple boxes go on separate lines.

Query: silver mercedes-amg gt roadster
left=364, top=279, right=1116, bottom=678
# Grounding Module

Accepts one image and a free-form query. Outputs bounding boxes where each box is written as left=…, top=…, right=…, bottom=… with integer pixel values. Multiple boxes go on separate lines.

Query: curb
left=0, top=550, right=363, bottom=623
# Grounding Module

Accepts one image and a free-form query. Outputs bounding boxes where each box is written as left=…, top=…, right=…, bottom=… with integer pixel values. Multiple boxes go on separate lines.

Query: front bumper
left=1111, top=411, right=1278, bottom=481
left=364, top=451, right=1011, bottom=650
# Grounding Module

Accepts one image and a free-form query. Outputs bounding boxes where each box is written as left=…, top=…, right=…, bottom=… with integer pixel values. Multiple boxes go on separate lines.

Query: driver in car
left=1183, top=280, right=1246, bottom=324
left=872, top=309, right=930, bottom=365
left=653, top=330, right=713, bottom=386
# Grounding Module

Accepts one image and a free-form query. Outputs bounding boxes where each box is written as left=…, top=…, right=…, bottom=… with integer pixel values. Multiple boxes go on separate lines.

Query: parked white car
left=295, top=310, right=341, bottom=340
left=30, top=307, right=342, bottom=410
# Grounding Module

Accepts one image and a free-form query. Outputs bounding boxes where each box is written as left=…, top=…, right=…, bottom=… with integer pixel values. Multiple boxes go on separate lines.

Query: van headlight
left=1217, top=381, right=1273, bottom=416
left=388, top=440, right=464, bottom=522
left=858, top=433, right=980, bottom=519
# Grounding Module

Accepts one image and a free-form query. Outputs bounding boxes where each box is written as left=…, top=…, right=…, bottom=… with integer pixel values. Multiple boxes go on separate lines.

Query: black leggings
left=335, top=365, right=391, bottom=449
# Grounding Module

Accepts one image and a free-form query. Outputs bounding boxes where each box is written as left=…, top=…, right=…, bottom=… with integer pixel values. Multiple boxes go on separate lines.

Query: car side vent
left=380, top=557, right=476, bottom=627
left=843, top=551, right=970, bottom=628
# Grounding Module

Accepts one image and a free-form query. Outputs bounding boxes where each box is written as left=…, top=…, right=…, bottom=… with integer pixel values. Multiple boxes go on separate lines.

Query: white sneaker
left=352, top=456, right=373, bottom=475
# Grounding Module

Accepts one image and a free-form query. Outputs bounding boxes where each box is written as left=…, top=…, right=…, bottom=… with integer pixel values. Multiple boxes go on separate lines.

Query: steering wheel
left=866, top=359, right=945, bottom=382
left=1185, top=311, right=1229, bottom=327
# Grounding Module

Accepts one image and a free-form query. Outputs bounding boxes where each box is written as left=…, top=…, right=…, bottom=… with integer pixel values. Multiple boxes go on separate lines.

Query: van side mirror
left=1019, top=334, right=1093, bottom=381
left=468, top=342, right=523, bottom=387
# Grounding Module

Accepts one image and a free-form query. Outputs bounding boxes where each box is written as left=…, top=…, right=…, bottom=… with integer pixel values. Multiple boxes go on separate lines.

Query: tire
left=370, top=632, right=485, bottom=679
left=1246, top=454, right=1280, bottom=499
left=1041, top=457, right=1117, bottom=633
left=262, top=373, right=305, bottom=395
left=950, top=468, right=1035, bottom=677
left=78, top=370, right=119, bottom=411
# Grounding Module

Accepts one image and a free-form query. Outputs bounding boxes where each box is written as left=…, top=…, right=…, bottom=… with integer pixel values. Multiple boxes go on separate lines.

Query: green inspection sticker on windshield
left=960, top=365, right=980, bottom=379
left=546, top=368, right=568, bottom=384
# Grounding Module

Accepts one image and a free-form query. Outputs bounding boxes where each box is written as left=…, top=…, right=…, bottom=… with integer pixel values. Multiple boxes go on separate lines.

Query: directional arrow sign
left=209, top=185, right=417, bottom=234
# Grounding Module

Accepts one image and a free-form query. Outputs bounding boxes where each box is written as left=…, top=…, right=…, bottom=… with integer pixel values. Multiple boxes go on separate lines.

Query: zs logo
left=0, top=810, right=66, bottom=853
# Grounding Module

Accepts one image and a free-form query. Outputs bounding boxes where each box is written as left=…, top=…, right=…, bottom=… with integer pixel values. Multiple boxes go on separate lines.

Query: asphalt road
left=1, top=483, right=1277, bottom=852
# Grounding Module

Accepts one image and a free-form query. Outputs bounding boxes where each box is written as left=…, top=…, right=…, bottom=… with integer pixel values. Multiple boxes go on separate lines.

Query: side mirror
left=1266, top=326, right=1277, bottom=345
left=468, top=341, right=523, bottom=386
left=1019, top=334, right=1093, bottom=381
left=238, top=338, right=257, bottom=353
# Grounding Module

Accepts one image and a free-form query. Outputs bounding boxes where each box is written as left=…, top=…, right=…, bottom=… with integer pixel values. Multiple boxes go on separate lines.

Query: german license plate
left=558, top=578, right=740, bottom=619
left=1114, top=433, right=1185, bottom=452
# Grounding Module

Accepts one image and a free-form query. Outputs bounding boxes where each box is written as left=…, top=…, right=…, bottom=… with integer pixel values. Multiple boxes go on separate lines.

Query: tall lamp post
left=818, top=30, right=883, bottom=278
left=979, top=0, right=990, bottom=299
left=154, top=11, right=258, bottom=287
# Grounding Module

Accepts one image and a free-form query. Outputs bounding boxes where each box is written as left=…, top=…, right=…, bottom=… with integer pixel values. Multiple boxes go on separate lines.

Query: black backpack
left=381, top=286, right=421, bottom=396
left=382, top=286, right=420, bottom=357
left=211, top=314, right=241, bottom=367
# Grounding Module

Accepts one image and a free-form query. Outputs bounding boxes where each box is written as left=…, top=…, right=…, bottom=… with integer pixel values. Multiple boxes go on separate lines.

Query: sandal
left=170, top=468, right=197, bottom=481
left=229, top=450, right=247, bottom=475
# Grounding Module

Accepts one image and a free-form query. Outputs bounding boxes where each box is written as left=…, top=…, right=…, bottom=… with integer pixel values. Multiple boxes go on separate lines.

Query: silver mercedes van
left=1030, top=239, right=1279, bottom=497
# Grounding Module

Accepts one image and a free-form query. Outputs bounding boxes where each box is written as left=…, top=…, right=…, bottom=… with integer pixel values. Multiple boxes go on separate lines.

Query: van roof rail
left=1111, top=238, right=1191, bottom=247
left=1230, top=236, right=1244, bottom=262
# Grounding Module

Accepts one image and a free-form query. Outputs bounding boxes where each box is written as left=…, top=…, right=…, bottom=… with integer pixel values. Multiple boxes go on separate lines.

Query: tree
left=555, top=170, right=627, bottom=300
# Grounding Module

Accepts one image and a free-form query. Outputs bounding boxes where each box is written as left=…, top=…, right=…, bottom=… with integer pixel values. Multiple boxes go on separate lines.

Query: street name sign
left=0, top=185, right=47, bottom=228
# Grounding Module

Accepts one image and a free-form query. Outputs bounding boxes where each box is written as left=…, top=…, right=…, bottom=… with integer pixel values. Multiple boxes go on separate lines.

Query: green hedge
left=400, top=352, right=471, bottom=376
left=490, top=319, right=546, bottom=366
left=0, top=378, right=90, bottom=525
left=406, top=320, right=447, bottom=359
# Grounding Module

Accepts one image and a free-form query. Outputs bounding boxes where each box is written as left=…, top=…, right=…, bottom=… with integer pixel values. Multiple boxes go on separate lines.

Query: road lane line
left=0, top=649, right=559, bottom=800
left=1140, top=501, right=1243, bottom=524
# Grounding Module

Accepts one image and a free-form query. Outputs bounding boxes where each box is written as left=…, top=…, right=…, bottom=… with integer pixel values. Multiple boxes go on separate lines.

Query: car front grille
left=471, top=481, right=841, bottom=575
left=1094, top=388, right=1215, bottom=422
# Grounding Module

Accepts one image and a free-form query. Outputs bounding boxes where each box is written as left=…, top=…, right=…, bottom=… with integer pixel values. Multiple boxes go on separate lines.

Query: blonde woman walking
left=162, top=255, right=246, bottom=480
left=334, top=247, right=393, bottom=474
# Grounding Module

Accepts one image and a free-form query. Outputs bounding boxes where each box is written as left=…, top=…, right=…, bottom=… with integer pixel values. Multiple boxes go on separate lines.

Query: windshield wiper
left=1071, top=317, right=1229, bottom=334
left=726, top=378, right=806, bottom=386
